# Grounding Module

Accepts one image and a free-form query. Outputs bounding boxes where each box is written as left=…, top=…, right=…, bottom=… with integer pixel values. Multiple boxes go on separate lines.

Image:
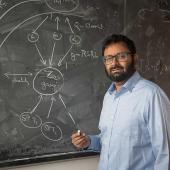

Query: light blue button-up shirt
left=89, top=71, right=170, bottom=170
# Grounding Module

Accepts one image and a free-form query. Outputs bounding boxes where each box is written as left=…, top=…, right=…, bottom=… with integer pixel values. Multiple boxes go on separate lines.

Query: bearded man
left=71, top=34, right=170, bottom=170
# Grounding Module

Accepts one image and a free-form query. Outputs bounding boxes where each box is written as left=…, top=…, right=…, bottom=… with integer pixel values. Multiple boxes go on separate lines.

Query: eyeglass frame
left=103, top=51, right=133, bottom=65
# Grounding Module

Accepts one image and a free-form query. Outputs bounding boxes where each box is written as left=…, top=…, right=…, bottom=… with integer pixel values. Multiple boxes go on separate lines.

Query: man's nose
left=110, top=58, right=119, bottom=66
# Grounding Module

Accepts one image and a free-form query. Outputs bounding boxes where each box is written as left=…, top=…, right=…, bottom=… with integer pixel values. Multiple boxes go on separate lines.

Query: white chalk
left=77, top=130, right=81, bottom=135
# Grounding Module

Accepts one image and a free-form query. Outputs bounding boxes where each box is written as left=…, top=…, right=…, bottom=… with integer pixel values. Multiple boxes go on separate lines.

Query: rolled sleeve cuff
left=88, top=135, right=101, bottom=151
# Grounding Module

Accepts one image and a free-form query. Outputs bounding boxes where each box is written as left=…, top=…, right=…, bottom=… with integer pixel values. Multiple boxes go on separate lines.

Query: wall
left=4, top=156, right=99, bottom=170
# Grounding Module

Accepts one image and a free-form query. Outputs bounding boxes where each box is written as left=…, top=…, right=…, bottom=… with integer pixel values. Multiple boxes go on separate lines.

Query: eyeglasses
left=103, top=52, right=132, bottom=65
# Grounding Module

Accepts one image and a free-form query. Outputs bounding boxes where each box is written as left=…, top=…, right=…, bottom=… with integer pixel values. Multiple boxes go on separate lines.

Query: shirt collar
left=108, top=71, right=141, bottom=94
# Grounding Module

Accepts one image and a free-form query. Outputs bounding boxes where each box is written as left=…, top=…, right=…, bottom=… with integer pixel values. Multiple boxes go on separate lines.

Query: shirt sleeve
left=147, top=88, right=170, bottom=170
left=87, top=134, right=101, bottom=152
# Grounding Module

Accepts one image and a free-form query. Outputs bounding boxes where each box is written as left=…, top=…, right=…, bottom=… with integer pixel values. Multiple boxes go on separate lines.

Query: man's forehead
left=104, top=42, right=129, bottom=55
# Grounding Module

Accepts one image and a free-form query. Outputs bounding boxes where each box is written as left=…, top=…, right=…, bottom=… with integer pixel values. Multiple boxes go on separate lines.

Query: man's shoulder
left=138, top=78, right=159, bottom=89
left=135, top=77, right=165, bottom=95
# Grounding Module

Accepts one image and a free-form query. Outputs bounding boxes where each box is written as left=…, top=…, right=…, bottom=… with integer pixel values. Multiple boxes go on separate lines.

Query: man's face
left=103, top=42, right=136, bottom=82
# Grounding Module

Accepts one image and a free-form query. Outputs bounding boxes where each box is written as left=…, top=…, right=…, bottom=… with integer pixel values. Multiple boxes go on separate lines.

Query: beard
left=105, top=62, right=136, bottom=82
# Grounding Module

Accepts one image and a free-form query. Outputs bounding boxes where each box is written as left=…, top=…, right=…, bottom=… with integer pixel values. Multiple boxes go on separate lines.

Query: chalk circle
left=33, top=67, right=64, bottom=95
left=20, top=112, right=42, bottom=128
left=45, top=0, right=79, bottom=13
left=27, top=32, right=39, bottom=43
left=69, top=34, right=81, bottom=45
left=53, top=32, right=62, bottom=40
left=41, top=122, right=62, bottom=141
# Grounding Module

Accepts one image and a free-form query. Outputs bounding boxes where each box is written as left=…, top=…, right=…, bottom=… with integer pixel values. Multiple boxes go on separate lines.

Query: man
left=71, top=34, right=170, bottom=170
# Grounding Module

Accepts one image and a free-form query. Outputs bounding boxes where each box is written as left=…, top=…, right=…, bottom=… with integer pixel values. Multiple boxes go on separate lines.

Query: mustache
left=110, top=66, right=124, bottom=71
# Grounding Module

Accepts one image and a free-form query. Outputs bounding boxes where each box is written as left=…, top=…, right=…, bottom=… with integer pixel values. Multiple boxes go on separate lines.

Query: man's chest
left=99, top=92, right=148, bottom=138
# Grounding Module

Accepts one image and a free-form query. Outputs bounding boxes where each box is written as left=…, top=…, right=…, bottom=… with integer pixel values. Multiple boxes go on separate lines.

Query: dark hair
left=102, top=34, right=136, bottom=56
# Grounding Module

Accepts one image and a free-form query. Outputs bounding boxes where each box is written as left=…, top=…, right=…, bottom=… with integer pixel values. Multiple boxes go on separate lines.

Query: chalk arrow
left=33, top=16, right=48, bottom=33
left=65, top=17, right=74, bottom=34
left=47, top=96, right=56, bottom=119
left=58, top=45, right=73, bottom=66
left=58, top=94, right=76, bottom=126
left=31, top=95, right=43, bottom=114
left=4, top=72, right=33, bottom=78
left=55, top=16, right=60, bottom=30
left=49, top=41, right=56, bottom=66
left=35, top=43, right=46, bottom=65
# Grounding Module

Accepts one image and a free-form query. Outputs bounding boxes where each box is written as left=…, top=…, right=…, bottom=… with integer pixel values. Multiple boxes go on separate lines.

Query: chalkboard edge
left=0, top=150, right=99, bottom=168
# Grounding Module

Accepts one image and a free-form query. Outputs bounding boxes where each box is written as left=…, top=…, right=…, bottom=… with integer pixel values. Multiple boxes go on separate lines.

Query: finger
left=72, top=137, right=87, bottom=147
left=71, top=134, right=84, bottom=142
left=72, top=136, right=86, bottom=145
left=71, top=133, right=80, bottom=139
left=76, top=138, right=89, bottom=149
left=71, top=133, right=87, bottom=142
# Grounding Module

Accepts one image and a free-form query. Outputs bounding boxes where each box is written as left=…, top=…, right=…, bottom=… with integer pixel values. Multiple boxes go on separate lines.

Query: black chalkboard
left=0, top=0, right=170, bottom=168
left=0, top=0, right=122, bottom=167
left=124, top=0, right=170, bottom=97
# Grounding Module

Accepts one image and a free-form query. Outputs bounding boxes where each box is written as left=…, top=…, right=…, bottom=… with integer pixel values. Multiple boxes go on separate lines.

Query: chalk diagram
left=137, top=1, right=170, bottom=75
left=0, top=0, right=85, bottom=142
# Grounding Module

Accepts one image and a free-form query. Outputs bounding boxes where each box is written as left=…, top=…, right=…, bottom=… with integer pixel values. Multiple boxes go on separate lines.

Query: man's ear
left=133, top=53, right=139, bottom=69
left=134, top=53, right=138, bottom=64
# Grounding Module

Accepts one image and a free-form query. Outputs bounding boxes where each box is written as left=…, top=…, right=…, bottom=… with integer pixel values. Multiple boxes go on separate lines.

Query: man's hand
left=71, top=131, right=91, bottom=149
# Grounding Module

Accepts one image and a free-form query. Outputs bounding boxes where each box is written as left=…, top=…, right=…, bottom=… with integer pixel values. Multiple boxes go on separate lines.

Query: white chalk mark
left=65, top=17, right=74, bottom=34
left=0, top=0, right=41, bottom=21
left=33, top=16, right=49, bottom=33
left=49, top=41, right=56, bottom=66
left=59, top=94, right=77, bottom=126
left=4, top=72, right=32, bottom=78
left=20, top=112, right=42, bottom=129
left=33, top=67, right=64, bottom=95
left=58, top=45, right=73, bottom=66
left=12, top=77, right=30, bottom=86
left=67, top=111, right=77, bottom=127
left=66, top=62, right=68, bottom=71
left=0, top=12, right=84, bottom=49
left=41, top=122, right=62, bottom=141
left=55, top=16, right=60, bottom=30
left=77, top=129, right=80, bottom=135
left=45, top=0, right=80, bottom=13
left=0, top=0, right=6, bottom=6
left=35, top=43, right=46, bottom=65
left=31, top=95, right=43, bottom=114
left=0, top=0, right=6, bottom=8
left=160, top=9, right=170, bottom=13
left=47, top=96, right=56, bottom=119
left=59, top=94, right=66, bottom=108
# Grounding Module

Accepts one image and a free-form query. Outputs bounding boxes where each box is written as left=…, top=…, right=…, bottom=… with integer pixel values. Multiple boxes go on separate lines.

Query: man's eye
left=106, top=57, right=113, bottom=61
left=105, top=57, right=111, bottom=60
left=119, top=54, right=126, bottom=59
left=119, top=54, right=126, bottom=58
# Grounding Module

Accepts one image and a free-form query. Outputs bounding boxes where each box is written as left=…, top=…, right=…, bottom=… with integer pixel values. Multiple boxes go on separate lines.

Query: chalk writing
left=74, top=21, right=104, bottom=31
left=0, top=0, right=6, bottom=9
left=70, top=49, right=98, bottom=61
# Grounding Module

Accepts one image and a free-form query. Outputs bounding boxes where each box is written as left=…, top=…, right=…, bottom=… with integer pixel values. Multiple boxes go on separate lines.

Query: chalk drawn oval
left=33, top=67, right=64, bottom=95
left=53, top=32, right=62, bottom=40
left=27, top=32, right=39, bottom=43
left=45, top=0, right=79, bottom=13
left=69, top=34, right=81, bottom=45
left=20, top=112, right=42, bottom=128
left=41, top=122, right=62, bottom=141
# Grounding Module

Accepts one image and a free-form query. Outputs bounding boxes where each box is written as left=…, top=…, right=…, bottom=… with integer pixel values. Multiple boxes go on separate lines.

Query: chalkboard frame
left=0, top=150, right=99, bottom=168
